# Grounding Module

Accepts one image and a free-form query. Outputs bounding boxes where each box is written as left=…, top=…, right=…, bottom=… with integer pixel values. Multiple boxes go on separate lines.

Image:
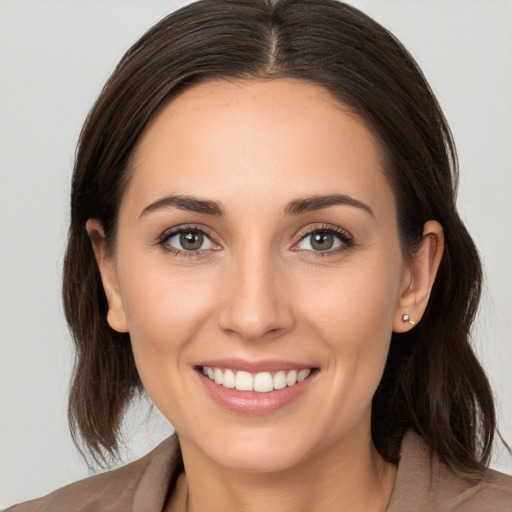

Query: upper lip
left=195, top=358, right=316, bottom=373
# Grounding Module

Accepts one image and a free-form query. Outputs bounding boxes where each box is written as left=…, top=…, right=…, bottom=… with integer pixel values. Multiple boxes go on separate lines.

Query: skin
left=88, top=79, right=444, bottom=512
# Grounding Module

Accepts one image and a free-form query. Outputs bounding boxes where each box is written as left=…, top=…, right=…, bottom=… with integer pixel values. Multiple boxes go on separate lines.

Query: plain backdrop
left=1, top=0, right=511, bottom=507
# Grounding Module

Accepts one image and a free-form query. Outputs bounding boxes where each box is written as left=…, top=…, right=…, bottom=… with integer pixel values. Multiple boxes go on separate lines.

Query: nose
left=216, top=250, right=295, bottom=342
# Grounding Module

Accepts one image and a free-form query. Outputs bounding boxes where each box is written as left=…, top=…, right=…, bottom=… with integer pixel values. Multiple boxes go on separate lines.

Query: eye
left=294, top=226, right=353, bottom=253
left=160, top=227, right=217, bottom=254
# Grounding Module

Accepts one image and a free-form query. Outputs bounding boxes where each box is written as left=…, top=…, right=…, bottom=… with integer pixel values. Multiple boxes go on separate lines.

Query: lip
left=194, top=359, right=318, bottom=415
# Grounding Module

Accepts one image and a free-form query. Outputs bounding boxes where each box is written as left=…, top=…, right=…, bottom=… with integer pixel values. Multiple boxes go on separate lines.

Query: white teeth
left=273, top=371, right=287, bottom=390
left=202, top=366, right=313, bottom=392
left=254, top=372, right=274, bottom=393
left=214, top=368, right=223, bottom=385
left=297, top=369, right=311, bottom=382
left=223, top=369, right=236, bottom=388
left=286, top=369, right=297, bottom=386
left=235, top=371, right=253, bottom=391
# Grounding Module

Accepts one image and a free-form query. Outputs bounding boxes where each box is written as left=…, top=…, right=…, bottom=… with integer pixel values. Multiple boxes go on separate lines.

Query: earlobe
left=393, top=220, right=444, bottom=333
left=85, top=219, right=129, bottom=333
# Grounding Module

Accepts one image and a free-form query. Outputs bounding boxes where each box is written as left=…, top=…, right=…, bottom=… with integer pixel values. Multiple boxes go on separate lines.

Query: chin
left=186, top=422, right=321, bottom=474
left=211, top=443, right=310, bottom=474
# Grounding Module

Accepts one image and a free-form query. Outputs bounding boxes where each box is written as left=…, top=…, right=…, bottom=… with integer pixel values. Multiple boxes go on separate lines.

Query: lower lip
left=197, top=369, right=317, bottom=415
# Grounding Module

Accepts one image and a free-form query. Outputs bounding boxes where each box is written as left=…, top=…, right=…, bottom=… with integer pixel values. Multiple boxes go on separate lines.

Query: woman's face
left=97, top=79, right=418, bottom=472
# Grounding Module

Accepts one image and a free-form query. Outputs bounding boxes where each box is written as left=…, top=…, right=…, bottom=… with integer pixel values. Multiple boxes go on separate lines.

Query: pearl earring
left=402, top=314, right=415, bottom=326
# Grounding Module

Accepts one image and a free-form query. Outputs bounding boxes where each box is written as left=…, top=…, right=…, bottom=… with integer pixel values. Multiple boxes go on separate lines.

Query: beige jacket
left=6, top=431, right=512, bottom=511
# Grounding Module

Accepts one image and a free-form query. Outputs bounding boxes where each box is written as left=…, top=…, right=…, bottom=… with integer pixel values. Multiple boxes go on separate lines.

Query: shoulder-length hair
left=63, top=0, right=496, bottom=470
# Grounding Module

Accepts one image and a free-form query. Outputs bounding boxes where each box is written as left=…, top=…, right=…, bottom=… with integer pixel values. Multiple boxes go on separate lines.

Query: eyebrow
left=139, top=195, right=225, bottom=218
left=139, top=193, right=374, bottom=219
left=284, top=194, right=375, bottom=217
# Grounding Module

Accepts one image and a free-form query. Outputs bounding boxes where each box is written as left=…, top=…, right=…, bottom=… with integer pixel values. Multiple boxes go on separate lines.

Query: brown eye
left=180, top=231, right=204, bottom=250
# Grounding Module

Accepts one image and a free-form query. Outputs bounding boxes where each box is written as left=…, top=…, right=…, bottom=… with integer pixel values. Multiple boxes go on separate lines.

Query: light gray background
left=1, top=0, right=511, bottom=507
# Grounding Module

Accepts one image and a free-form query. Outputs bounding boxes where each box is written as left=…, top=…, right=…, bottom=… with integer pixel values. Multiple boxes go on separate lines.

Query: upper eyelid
left=158, top=224, right=216, bottom=242
left=295, top=224, right=353, bottom=241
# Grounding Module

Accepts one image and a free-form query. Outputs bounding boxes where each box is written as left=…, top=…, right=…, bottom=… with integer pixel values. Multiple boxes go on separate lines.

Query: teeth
left=235, top=371, right=253, bottom=391
left=273, top=371, right=287, bottom=390
left=286, top=369, right=297, bottom=386
left=254, top=372, right=274, bottom=393
left=202, top=366, right=313, bottom=393
left=297, top=369, right=311, bottom=382
left=214, top=368, right=223, bottom=385
left=223, top=369, right=236, bottom=388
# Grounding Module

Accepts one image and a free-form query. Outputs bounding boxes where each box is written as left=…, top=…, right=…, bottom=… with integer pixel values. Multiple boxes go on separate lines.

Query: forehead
left=124, top=78, right=395, bottom=222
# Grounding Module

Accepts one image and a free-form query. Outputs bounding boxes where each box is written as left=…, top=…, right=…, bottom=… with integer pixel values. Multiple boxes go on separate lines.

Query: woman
left=7, top=0, right=511, bottom=510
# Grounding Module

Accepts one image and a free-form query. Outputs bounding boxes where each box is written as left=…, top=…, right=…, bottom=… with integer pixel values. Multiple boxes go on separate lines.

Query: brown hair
left=63, top=0, right=497, bottom=470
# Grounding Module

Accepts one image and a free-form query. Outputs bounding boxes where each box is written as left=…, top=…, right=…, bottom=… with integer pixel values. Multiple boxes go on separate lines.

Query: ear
left=86, top=219, right=128, bottom=333
left=393, top=220, right=444, bottom=333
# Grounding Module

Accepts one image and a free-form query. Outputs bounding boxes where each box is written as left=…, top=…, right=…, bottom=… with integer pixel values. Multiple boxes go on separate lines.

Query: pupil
left=311, top=232, right=333, bottom=251
left=180, top=231, right=203, bottom=250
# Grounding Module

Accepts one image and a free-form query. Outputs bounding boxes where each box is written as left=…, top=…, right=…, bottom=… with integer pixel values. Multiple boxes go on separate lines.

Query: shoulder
left=5, top=436, right=181, bottom=512
left=437, top=465, right=512, bottom=511
left=388, top=430, right=512, bottom=512
left=471, top=466, right=512, bottom=509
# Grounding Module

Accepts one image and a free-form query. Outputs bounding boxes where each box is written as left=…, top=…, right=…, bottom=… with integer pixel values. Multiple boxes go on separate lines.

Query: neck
left=176, top=430, right=397, bottom=512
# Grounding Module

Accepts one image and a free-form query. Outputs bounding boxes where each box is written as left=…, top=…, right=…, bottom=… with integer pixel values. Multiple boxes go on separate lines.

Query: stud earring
left=402, top=314, right=415, bottom=326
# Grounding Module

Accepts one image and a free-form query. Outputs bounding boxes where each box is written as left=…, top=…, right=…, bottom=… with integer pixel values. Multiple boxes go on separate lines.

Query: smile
left=202, top=366, right=312, bottom=393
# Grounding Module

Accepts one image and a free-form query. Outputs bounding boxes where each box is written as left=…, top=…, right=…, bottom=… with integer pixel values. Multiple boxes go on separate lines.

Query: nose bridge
left=217, top=239, right=293, bottom=341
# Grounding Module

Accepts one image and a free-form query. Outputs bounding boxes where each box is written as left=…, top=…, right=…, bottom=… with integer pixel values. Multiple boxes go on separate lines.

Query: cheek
left=303, top=258, right=402, bottom=342
left=302, top=257, right=402, bottom=396
left=117, top=260, right=217, bottom=365
left=117, top=266, right=221, bottom=420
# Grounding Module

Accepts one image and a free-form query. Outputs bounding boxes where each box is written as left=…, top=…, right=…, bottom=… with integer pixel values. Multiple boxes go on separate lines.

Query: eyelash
left=157, top=223, right=354, bottom=258
left=293, top=224, right=354, bottom=258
